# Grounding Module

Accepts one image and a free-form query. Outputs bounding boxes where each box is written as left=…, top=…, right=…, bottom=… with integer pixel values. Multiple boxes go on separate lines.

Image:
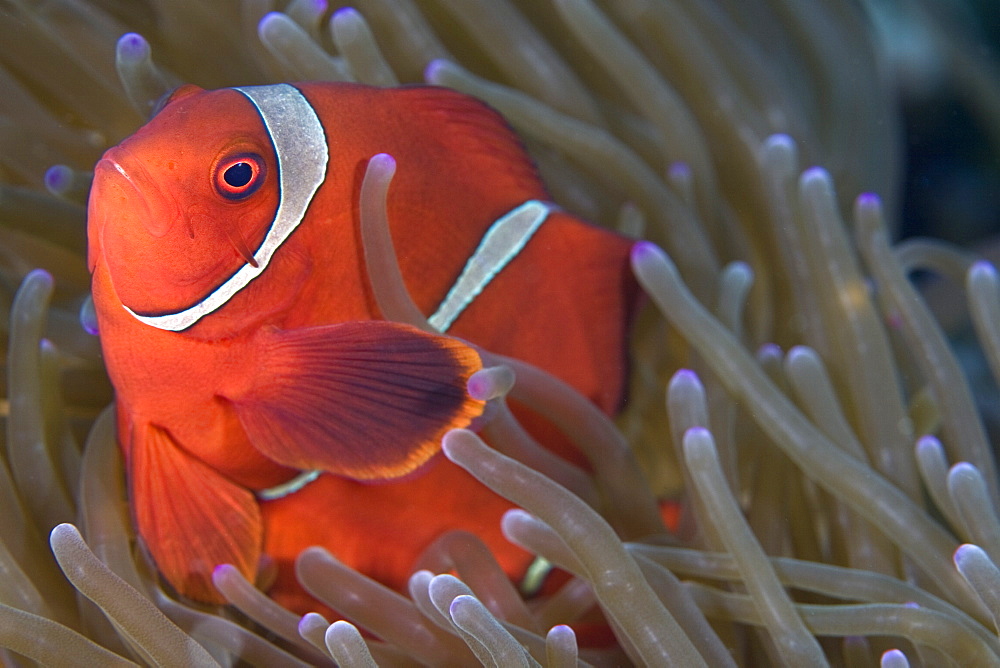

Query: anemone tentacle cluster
left=2, top=0, right=1000, bottom=665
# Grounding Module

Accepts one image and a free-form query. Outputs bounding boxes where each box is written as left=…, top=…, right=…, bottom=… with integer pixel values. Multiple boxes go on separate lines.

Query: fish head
left=87, top=85, right=281, bottom=321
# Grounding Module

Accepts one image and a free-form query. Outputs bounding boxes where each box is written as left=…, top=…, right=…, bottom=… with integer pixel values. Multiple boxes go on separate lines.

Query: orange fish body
left=87, top=82, right=639, bottom=612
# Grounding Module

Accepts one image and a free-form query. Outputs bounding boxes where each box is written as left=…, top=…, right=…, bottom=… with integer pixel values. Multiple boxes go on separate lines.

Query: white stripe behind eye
left=125, top=83, right=328, bottom=332
left=428, top=200, right=553, bottom=332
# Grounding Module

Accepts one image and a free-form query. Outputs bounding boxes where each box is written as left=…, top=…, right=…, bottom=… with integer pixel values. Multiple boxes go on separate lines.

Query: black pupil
left=224, top=162, right=254, bottom=188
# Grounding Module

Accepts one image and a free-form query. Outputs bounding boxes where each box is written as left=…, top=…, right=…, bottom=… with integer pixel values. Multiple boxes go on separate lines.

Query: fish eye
left=213, top=154, right=265, bottom=200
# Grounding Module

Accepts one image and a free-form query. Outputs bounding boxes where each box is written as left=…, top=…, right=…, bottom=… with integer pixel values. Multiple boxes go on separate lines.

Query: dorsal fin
left=396, top=86, right=545, bottom=198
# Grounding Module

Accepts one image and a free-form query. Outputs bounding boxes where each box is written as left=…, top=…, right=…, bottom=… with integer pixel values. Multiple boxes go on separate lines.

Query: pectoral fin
left=228, top=321, right=484, bottom=481
left=130, top=423, right=262, bottom=604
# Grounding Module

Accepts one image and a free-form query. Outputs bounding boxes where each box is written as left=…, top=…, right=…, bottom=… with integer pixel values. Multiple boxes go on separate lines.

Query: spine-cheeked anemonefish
left=86, top=81, right=641, bottom=614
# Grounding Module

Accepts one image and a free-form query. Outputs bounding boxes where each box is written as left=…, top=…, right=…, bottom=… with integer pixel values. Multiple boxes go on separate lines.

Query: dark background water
left=899, top=0, right=999, bottom=247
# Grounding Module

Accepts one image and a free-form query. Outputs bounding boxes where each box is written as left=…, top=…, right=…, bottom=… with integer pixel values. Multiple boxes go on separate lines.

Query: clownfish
left=87, top=82, right=640, bottom=613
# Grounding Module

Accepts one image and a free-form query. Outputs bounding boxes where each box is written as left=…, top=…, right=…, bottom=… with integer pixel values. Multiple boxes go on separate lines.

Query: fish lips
left=87, top=146, right=198, bottom=316
left=91, top=146, right=178, bottom=240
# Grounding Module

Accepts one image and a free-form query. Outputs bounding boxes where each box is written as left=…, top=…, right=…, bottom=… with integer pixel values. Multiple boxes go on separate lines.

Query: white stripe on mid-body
left=125, top=83, right=329, bottom=332
left=256, top=469, right=320, bottom=501
left=428, top=199, right=553, bottom=332
left=257, top=199, right=554, bottom=501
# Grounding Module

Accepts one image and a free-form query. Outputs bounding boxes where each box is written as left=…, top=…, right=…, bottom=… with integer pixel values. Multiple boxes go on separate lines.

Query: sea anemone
left=2, top=0, right=1000, bottom=665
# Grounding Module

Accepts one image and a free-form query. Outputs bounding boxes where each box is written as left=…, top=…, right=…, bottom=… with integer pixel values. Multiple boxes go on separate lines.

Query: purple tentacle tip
left=686, top=425, right=711, bottom=439
left=800, top=165, right=829, bottom=185
left=672, top=368, right=700, bottom=384
left=369, top=152, right=396, bottom=171
left=757, top=342, right=783, bottom=358
left=332, top=6, right=358, bottom=20
left=258, top=11, right=284, bottom=33
left=467, top=375, right=488, bottom=401
left=44, top=165, right=72, bottom=194
left=668, top=162, right=691, bottom=180
left=117, top=32, right=148, bottom=60
left=954, top=543, right=983, bottom=565
left=424, top=59, right=447, bottom=83
left=765, top=133, right=795, bottom=150
left=856, top=192, right=881, bottom=208
left=630, top=240, right=661, bottom=263
left=969, top=261, right=998, bottom=285
left=26, top=268, right=53, bottom=285
left=79, top=296, right=99, bottom=336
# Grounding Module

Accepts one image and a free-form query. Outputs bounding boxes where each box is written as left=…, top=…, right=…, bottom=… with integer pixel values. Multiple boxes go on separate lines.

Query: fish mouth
left=89, top=145, right=195, bottom=314
left=93, top=146, right=177, bottom=238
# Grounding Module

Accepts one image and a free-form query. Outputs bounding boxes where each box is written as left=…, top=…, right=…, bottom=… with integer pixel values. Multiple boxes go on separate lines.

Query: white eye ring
left=214, top=153, right=266, bottom=200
